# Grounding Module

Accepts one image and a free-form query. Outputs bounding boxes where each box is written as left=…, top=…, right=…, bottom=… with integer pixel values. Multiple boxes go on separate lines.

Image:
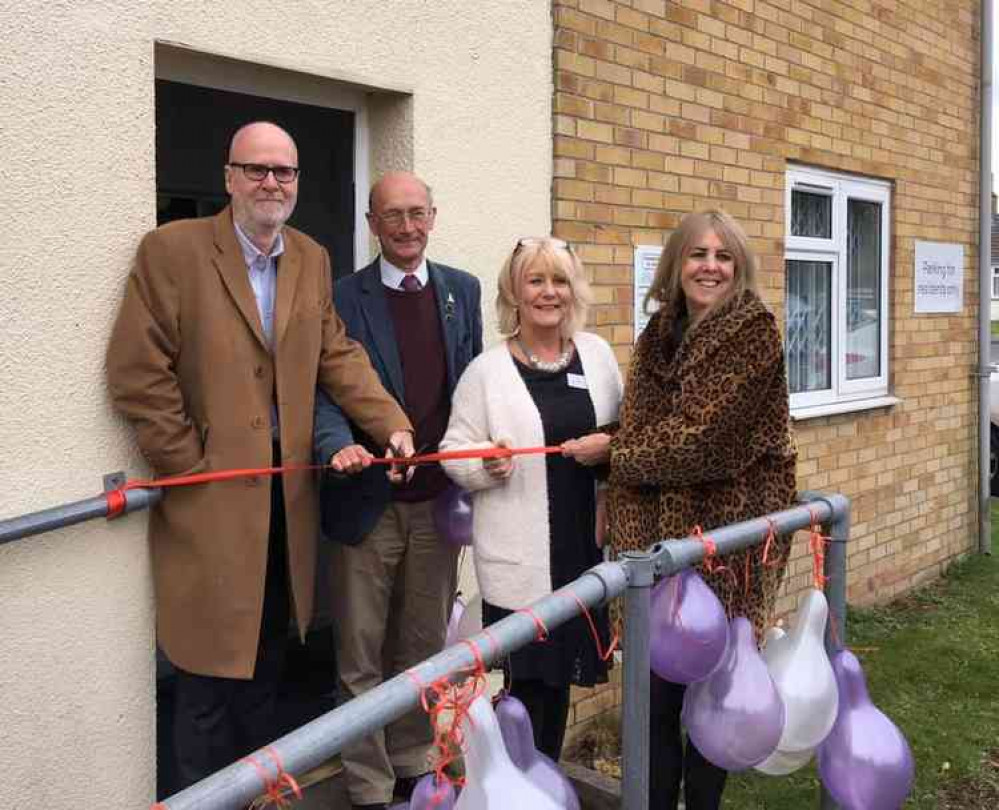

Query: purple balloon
left=495, top=694, right=581, bottom=810
left=682, top=617, right=785, bottom=771
left=433, top=485, right=473, bottom=547
left=649, top=569, right=729, bottom=684
left=391, top=773, right=456, bottom=810
left=817, top=650, right=915, bottom=810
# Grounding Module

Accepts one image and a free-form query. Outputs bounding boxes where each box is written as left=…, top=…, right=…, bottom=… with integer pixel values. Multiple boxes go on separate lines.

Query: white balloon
left=763, top=626, right=786, bottom=648
left=454, top=695, right=562, bottom=810
left=761, top=589, right=838, bottom=754
left=755, top=745, right=814, bottom=776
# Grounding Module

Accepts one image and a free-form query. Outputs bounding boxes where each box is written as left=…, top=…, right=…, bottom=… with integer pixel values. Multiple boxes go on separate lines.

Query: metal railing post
left=620, top=550, right=654, bottom=810
left=803, top=492, right=850, bottom=810
left=821, top=493, right=850, bottom=657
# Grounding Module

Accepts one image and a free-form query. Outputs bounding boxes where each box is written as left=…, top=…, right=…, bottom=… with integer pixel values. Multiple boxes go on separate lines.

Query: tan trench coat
left=107, top=209, right=410, bottom=679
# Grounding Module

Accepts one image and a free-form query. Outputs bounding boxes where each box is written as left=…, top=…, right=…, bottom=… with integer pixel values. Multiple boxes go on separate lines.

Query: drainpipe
left=979, top=0, right=993, bottom=554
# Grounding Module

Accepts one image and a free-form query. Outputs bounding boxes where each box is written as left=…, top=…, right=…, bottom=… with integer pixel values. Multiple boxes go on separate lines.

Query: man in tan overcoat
left=106, top=121, right=413, bottom=789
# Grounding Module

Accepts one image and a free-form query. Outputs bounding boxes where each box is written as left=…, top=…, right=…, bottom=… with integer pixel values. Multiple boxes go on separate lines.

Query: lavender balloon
left=495, top=694, right=581, bottom=810
left=433, top=485, right=473, bottom=547
left=817, top=650, right=915, bottom=810
left=682, top=617, right=785, bottom=771
left=393, top=773, right=455, bottom=810
left=649, top=569, right=729, bottom=684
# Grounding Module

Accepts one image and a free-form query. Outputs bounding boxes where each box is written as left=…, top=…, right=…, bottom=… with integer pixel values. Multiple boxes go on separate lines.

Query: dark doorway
left=155, top=79, right=356, bottom=277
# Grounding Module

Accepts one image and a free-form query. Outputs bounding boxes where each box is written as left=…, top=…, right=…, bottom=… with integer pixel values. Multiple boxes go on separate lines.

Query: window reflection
left=791, top=190, right=832, bottom=238
left=786, top=260, right=832, bottom=393
left=846, top=200, right=881, bottom=380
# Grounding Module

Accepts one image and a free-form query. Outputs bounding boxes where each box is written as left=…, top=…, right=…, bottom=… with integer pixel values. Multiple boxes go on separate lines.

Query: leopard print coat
left=608, top=290, right=797, bottom=638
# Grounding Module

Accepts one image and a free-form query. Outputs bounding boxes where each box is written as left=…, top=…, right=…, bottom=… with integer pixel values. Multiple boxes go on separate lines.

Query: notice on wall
left=914, top=241, right=964, bottom=313
left=633, top=245, right=663, bottom=341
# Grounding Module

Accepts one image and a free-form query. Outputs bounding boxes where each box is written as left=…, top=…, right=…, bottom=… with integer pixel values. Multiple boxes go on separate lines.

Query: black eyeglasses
left=228, top=163, right=300, bottom=184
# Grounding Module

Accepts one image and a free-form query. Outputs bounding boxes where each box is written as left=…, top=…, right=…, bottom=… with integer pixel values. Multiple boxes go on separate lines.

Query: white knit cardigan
left=440, top=331, right=623, bottom=610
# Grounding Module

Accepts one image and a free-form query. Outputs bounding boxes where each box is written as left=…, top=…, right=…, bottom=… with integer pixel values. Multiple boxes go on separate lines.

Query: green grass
left=992, top=320, right=999, bottom=338
left=726, top=546, right=999, bottom=808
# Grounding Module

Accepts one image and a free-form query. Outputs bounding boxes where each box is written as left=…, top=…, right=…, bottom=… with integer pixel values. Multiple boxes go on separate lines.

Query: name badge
left=566, top=373, right=588, bottom=390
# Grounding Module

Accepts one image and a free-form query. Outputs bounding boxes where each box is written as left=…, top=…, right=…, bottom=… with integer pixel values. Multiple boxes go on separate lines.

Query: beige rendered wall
left=0, top=2, right=552, bottom=807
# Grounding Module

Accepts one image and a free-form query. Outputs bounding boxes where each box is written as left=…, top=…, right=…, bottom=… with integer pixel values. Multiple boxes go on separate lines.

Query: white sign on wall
left=633, top=245, right=663, bottom=341
left=914, top=241, right=964, bottom=313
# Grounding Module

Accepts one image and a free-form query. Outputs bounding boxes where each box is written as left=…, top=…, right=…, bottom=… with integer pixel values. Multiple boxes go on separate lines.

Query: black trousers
left=650, top=674, right=728, bottom=810
left=173, top=447, right=290, bottom=790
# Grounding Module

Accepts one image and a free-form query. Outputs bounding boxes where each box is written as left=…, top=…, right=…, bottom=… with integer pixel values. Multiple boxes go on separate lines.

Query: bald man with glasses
left=107, top=121, right=413, bottom=789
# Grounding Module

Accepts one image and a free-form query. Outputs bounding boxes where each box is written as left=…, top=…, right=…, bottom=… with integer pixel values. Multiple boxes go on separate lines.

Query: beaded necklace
left=516, top=337, right=573, bottom=373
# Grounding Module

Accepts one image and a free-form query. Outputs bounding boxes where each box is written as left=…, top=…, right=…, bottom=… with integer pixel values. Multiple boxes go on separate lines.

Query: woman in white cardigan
left=440, top=237, right=622, bottom=761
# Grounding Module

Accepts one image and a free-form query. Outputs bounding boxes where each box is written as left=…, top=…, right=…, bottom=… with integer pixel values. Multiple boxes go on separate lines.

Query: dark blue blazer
left=314, top=258, right=483, bottom=544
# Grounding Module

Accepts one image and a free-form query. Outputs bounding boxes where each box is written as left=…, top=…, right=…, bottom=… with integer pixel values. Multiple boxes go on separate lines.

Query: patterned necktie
left=400, top=274, right=421, bottom=292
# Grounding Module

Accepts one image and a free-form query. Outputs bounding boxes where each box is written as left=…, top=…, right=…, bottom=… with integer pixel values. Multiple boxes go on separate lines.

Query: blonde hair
left=496, top=238, right=592, bottom=338
left=644, top=209, right=758, bottom=319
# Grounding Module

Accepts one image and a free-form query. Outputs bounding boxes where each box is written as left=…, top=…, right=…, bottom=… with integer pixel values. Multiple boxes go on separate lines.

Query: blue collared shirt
left=234, top=223, right=285, bottom=350
left=234, top=223, right=284, bottom=436
left=380, top=256, right=429, bottom=290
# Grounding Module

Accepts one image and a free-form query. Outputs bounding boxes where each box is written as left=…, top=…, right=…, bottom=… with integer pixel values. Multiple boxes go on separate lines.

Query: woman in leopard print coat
left=608, top=210, right=796, bottom=810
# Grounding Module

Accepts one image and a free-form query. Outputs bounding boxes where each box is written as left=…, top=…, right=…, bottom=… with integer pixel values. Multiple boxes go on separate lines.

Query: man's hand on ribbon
left=329, top=444, right=374, bottom=475
left=386, top=430, right=416, bottom=484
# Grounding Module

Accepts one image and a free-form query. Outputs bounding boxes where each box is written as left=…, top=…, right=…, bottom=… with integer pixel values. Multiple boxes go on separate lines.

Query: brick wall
left=564, top=654, right=624, bottom=747
left=552, top=0, right=982, bottom=619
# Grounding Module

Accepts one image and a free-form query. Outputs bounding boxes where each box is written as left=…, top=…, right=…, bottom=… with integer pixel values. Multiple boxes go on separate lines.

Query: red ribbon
left=566, top=591, right=619, bottom=662
left=407, top=640, right=490, bottom=796
left=243, top=747, right=302, bottom=808
left=808, top=508, right=830, bottom=591
left=106, top=445, right=562, bottom=519
left=105, top=488, right=127, bottom=520
left=691, top=525, right=738, bottom=611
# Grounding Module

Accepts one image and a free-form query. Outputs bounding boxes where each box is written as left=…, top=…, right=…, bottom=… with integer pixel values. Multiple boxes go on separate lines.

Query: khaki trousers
left=330, top=499, right=458, bottom=805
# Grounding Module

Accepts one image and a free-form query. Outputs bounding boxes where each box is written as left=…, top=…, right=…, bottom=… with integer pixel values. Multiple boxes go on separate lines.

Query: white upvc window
left=784, top=167, right=891, bottom=415
left=991, top=266, right=999, bottom=300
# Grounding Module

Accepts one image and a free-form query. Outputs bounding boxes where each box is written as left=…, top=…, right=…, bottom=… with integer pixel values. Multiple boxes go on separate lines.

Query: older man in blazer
left=107, top=122, right=413, bottom=790
left=314, top=171, right=482, bottom=809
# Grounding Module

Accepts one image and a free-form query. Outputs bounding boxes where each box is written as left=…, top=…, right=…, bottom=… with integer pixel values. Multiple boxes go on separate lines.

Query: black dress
left=481, top=351, right=611, bottom=689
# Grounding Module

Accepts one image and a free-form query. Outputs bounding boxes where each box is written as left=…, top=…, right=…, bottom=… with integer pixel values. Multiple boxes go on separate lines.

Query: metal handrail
left=157, top=492, right=850, bottom=810
left=0, top=472, right=162, bottom=546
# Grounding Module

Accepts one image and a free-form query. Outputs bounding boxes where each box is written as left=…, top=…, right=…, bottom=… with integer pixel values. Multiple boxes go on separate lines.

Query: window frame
left=785, top=167, right=891, bottom=414
left=991, top=265, right=999, bottom=300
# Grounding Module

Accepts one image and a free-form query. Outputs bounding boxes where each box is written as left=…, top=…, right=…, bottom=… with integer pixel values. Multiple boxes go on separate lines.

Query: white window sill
left=791, top=396, right=901, bottom=421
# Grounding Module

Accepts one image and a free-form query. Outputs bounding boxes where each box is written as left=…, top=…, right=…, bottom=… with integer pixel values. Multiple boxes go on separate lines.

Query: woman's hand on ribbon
left=482, top=438, right=514, bottom=480
left=561, top=432, right=611, bottom=466
left=328, top=444, right=374, bottom=475
left=386, top=430, right=416, bottom=484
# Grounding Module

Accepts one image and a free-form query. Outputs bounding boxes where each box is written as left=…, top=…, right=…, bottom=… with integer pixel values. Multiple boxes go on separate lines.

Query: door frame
left=155, top=45, right=371, bottom=267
